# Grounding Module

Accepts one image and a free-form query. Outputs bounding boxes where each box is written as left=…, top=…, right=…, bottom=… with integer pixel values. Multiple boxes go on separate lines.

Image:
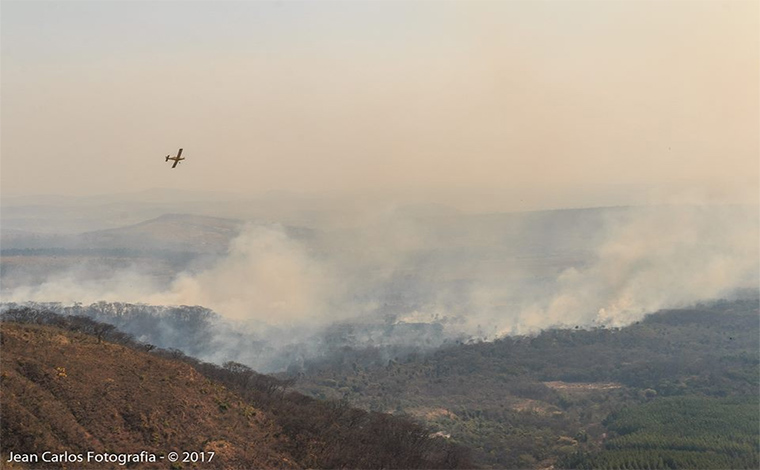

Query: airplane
left=165, top=148, right=184, bottom=168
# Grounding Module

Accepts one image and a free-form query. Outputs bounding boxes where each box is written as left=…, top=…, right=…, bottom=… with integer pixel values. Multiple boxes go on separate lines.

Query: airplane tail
left=165, top=155, right=170, bottom=162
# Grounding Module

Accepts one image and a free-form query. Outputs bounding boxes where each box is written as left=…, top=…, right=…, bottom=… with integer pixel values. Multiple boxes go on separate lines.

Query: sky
left=1, top=0, right=758, bottom=211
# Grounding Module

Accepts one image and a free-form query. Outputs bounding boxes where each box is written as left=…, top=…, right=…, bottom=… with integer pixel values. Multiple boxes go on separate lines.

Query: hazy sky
left=2, top=0, right=758, bottom=209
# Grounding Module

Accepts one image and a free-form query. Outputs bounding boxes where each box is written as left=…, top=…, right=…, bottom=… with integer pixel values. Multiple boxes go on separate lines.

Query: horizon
left=2, top=185, right=758, bottom=215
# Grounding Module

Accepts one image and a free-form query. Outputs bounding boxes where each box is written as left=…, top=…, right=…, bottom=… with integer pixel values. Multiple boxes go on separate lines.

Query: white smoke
left=494, top=205, right=759, bottom=335
left=145, top=225, right=334, bottom=324
left=3, top=225, right=338, bottom=326
left=3, top=205, right=758, bottom=339
left=4, top=264, right=161, bottom=305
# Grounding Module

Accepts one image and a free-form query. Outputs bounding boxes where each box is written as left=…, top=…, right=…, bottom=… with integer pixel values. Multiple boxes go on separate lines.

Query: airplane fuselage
left=165, top=148, right=184, bottom=168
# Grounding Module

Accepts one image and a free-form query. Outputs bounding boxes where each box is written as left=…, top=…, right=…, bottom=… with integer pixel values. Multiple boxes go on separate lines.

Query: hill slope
left=0, top=310, right=472, bottom=469
left=0, top=322, right=296, bottom=469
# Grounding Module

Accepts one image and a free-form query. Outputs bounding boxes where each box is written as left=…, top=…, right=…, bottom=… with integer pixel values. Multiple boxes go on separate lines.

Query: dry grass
left=0, top=323, right=299, bottom=469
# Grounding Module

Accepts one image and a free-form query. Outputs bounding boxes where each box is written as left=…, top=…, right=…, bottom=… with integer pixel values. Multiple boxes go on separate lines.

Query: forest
left=290, top=299, right=759, bottom=468
left=562, top=396, right=759, bottom=469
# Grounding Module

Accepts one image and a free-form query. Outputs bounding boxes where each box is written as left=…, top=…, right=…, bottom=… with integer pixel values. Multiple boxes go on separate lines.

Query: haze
left=2, top=0, right=757, bottom=211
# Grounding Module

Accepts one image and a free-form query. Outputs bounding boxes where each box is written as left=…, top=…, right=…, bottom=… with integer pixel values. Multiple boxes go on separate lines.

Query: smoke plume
left=3, top=205, right=758, bottom=352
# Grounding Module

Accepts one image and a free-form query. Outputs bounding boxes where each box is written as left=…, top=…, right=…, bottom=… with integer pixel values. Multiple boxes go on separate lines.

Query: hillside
left=0, top=322, right=296, bottom=469
left=291, top=299, right=760, bottom=468
left=0, top=323, right=297, bottom=468
left=0, top=310, right=471, bottom=469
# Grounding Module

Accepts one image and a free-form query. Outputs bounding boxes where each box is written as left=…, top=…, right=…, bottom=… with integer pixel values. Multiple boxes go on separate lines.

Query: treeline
left=1, top=307, right=142, bottom=346
left=1, top=301, right=223, bottom=364
left=0, top=307, right=472, bottom=469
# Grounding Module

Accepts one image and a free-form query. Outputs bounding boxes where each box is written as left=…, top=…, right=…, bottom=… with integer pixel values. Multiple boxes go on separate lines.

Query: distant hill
left=0, top=187, right=376, bottom=233
left=0, top=212, right=318, bottom=292
left=2, top=213, right=317, bottom=253
left=0, top=213, right=244, bottom=291
left=78, top=213, right=244, bottom=253
left=0, top=214, right=243, bottom=253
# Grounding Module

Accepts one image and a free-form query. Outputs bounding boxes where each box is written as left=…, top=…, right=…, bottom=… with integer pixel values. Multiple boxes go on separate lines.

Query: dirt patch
left=409, top=407, right=458, bottom=420
left=542, top=381, right=622, bottom=392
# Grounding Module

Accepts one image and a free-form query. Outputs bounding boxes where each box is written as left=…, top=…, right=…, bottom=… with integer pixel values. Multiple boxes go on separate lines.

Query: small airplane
left=165, top=148, right=184, bottom=168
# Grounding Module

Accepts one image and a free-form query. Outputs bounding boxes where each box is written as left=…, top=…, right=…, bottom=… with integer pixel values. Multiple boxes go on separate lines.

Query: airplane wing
left=172, top=159, right=180, bottom=169
left=177, top=148, right=183, bottom=158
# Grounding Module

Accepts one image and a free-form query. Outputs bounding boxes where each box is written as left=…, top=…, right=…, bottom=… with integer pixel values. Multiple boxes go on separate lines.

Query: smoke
left=3, top=204, right=758, bottom=354
left=4, top=264, right=162, bottom=306
left=145, top=225, right=335, bottom=324
left=491, top=205, right=759, bottom=335
left=3, top=225, right=339, bottom=326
